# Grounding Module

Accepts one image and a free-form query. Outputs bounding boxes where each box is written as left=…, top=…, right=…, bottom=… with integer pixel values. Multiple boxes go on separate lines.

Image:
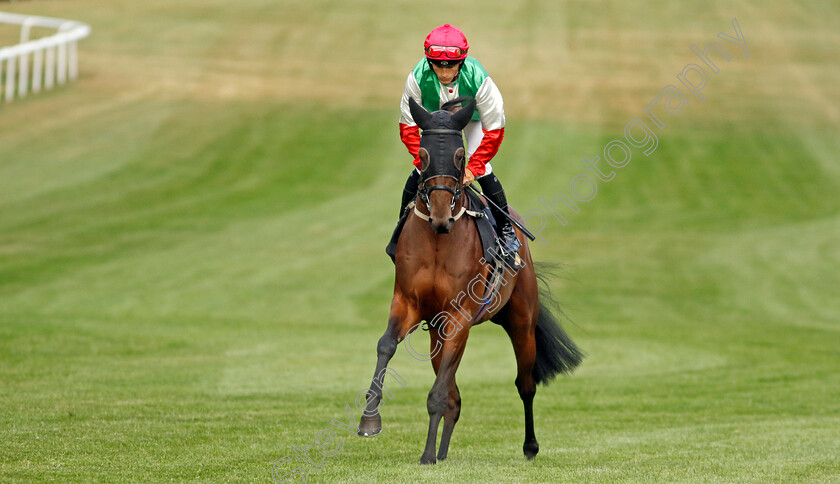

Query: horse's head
left=408, top=97, right=476, bottom=234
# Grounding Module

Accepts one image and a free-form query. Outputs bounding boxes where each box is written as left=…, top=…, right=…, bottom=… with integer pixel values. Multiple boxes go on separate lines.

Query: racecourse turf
left=1, top=1, right=839, bottom=482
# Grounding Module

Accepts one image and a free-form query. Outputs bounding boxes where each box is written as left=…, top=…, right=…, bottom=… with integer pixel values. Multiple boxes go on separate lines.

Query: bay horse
left=359, top=97, right=583, bottom=464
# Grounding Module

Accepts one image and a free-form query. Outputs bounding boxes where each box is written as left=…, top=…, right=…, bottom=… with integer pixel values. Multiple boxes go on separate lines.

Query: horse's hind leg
left=358, top=293, right=419, bottom=437
left=503, top=301, right=540, bottom=459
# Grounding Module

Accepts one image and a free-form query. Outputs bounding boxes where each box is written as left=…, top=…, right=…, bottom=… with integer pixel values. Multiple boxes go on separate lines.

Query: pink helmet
left=424, top=24, right=469, bottom=63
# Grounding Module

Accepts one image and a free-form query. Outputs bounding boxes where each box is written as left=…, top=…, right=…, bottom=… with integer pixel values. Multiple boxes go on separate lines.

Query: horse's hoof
left=358, top=428, right=381, bottom=437
left=523, top=441, right=539, bottom=460
left=358, top=416, right=382, bottom=437
left=420, top=454, right=437, bottom=465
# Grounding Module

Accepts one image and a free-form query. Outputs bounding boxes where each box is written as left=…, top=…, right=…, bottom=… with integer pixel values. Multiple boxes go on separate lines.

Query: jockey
left=398, top=23, right=521, bottom=258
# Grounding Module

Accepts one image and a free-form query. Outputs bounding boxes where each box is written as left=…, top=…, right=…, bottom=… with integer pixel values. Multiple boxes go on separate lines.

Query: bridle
left=417, top=128, right=465, bottom=212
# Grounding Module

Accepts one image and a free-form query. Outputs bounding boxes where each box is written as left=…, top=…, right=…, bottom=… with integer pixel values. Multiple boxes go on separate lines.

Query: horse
left=358, top=97, right=584, bottom=464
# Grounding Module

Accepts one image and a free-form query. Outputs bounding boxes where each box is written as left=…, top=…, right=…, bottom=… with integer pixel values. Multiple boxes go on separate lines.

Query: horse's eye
left=419, top=148, right=430, bottom=172
left=453, top=148, right=465, bottom=170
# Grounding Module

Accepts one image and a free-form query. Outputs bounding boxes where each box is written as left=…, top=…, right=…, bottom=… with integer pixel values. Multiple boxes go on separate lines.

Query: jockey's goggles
left=425, top=45, right=466, bottom=58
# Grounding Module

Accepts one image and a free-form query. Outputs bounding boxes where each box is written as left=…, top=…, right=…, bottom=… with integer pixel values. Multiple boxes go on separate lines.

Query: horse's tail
left=532, top=263, right=584, bottom=385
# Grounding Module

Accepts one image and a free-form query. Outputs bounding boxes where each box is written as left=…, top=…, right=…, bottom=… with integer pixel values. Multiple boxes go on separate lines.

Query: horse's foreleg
left=358, top=294, right=418, bottom=437
left=421, top=327, right=470, bottom=465
left=436, top=378, right=460, bottom=462
left=424, top=331, right=462, bottom=462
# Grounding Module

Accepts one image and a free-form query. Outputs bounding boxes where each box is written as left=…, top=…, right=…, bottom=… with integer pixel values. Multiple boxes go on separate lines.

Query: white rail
left=0, top=12, right=91, bottom=103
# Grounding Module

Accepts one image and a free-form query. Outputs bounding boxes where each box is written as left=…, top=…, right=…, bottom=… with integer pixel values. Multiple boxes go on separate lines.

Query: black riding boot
left=477, top=174, right=522, bottom=267
left=386, top=170, right=421, bottom=263
left=398, top=169, right=421, bottom=219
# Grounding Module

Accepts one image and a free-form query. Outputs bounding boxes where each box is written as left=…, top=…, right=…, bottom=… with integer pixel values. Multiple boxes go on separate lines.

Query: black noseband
left=419, top=174, right=462, bottom=211
left=421, top=129, right=463, bottom=136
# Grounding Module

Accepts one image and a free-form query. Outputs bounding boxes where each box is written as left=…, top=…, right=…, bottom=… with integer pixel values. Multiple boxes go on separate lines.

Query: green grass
left=1, top=1, right=839, bottom=482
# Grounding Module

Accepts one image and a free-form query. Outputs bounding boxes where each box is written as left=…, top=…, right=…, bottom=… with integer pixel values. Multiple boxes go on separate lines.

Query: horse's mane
left=440, top=96, right=473, bottom=113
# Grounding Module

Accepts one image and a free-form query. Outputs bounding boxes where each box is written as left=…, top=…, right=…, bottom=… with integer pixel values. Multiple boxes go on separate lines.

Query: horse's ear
left=408, top=97, right=433, bottom=130
left=450, top=98, right=475, bottom=131
left=418, top=147, right=430, bottom=172
left=453, top=147, right=465, bottom=170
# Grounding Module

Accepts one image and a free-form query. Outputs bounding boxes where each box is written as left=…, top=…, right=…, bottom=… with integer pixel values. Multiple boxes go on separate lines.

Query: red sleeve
left=467, top=127, right=504, bottom=177
left=399, top=123, right=422, bottom=169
